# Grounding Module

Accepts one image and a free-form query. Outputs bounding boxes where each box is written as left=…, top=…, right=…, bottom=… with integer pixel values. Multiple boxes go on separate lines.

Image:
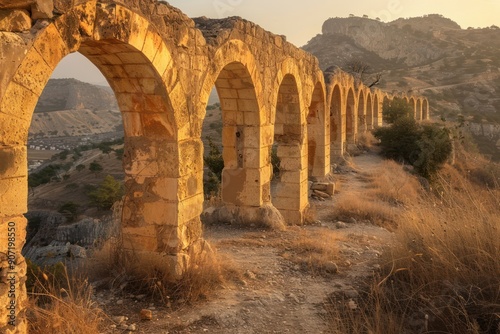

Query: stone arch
left=422, top=98, right=430, bottom=120
left=357, top=89, right=366, bottom=134
left=307, top=78, right=328, bottom=178
left=416, top=98, right=423, bottom=120
left=409, top=97, right=416, bottom=119
left=329, top=84, right=343, bottom=156
left=366, top=92, right=373, bottom=130
left=0, top=4, right=196, bottom=331
left=271, top=64, right=308, bottom=224
left=345, top=87, right=356, bottom=145
left=200, top=39, right=272, bottom=224
left=373, top=93, right=381, bottom=127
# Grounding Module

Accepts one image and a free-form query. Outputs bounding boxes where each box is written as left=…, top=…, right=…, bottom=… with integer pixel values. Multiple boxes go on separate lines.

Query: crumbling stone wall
left=0, top=1, right=429, bottom=332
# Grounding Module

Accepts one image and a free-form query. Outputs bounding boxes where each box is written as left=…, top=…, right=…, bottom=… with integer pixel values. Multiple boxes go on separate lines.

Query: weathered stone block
left=30, top=0, right=53, bottom=19
left=0, top=146, right=26, bottom=179
left=0, top=177, right=27, bottom=217
left=122, top=225, right=158, bottom=252
left=0, top=9, right=31, bottom=32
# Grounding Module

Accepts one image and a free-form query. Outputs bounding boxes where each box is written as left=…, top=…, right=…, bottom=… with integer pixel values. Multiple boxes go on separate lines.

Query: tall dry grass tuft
left=90, top=236, right=240, bottom=307
left=357, top=131, right=378, bottom=151
left=27, top=263, right=104, bottom=334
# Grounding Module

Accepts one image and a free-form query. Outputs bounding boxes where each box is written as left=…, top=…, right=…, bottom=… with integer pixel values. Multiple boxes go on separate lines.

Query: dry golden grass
left=333, top=193, right=399, bottom=229
left=357, top=131, right=378, bottom=150
left=325, top=147, right=500, bottom=333
left=27, top=264, right=104, bottom=334
left=281, top=228, right=344, bottom=276
left=89, top=237, right=240, bottom=307
left=365, top=160, right=421, bottom=206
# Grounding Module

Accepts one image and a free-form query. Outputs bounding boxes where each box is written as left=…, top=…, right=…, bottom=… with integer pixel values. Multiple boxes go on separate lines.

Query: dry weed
left=281, top=228, right=343, bottom=276
left=365, top=160, right=422, bottom=206
left=357, top=131, right=378, bottom=150
left=89, top=237, right=240, bottom=307
left=27, top=264, right=104, bottom=334
left=332, top=193, right=399, bottom=229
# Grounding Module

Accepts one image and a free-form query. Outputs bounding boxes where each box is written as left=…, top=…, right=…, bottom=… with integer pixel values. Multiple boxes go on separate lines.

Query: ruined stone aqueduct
left=0, top=1, right=429, bottom=331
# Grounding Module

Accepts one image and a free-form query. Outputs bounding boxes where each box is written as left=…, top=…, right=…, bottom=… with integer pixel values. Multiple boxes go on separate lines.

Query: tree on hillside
left=89, top=161, right=103, bottom=175
left=88, top=175, right=123, bottom=210
left=343, top=58, right=382, bottom=87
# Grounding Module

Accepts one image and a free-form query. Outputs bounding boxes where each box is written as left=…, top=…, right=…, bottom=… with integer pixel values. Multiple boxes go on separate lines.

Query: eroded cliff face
left=320, top=16, right=448, bottom=67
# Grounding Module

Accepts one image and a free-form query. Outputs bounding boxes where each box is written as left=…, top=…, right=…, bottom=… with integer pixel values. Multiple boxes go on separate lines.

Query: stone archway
left=409, top=97, right=416, bottom=119
left=0, top=3, right=201, bottom=331
left=416, top=98, right=422, bottom=120
left=329, top=84, right=343, bottom=157
left=272, top=73, right=308, bottom=224
left=345, top=88, right=356, bottom=145
left=307, top=81, right=328, bottom=178
left=366, top=92, right=373, bottom=130
left=373, top=94, right=381, bottom=127
left=422, top=99, right=429, bottom=120
left=357, top=89, right=366, bottom=134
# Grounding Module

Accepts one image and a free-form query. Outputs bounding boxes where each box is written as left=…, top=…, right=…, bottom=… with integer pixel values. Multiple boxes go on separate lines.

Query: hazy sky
left=51, top=0, right=500, bottom=84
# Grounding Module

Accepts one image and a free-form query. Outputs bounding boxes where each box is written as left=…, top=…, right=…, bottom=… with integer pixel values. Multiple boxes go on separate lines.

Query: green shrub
left=382, top=97, right=413, bottom=124
left=87, top=175, right=123, bottom=210
left=58, top=201, right=80, bottom=222
left=28, top=164, right=62, bottom=187
left=375, top=103, right=452, bottom=179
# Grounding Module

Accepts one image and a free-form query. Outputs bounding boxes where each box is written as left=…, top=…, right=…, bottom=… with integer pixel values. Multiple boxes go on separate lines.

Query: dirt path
left=99, top=151, right=394, bottom=334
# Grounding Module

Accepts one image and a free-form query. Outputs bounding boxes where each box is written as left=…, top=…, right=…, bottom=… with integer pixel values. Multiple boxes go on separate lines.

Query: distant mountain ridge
left=35, top=78, right=118, bottom=113
left=303, top=14, right=500, bottom=120
left=29, top=78, right=121, bottom=138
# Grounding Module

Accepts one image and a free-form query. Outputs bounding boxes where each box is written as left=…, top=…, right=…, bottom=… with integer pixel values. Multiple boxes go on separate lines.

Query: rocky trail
left=95, top=151, right=395, bottom=334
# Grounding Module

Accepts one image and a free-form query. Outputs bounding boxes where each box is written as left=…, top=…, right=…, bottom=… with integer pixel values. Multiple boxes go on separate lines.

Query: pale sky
left=51, top=0, right=500, bottom=84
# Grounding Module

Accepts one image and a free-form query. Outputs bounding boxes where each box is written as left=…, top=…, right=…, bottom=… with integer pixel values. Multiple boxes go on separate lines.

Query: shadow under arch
left=357, top=89, right=366, bottom=134
left=366, top=92, right=373, bottom=130
left=307, top=80, right=328, bottom=178
left=329, top=84, right=343, bottom=157
left=345, top=87, right=356, bottom=146
left=271, top=72, right=308, bottom=225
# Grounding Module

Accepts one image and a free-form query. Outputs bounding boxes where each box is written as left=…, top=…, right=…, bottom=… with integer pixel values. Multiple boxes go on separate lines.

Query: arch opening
left=205, top=61, right=263, bottom=209
left=366, top=93, right=373, bottom=130
left=329, top=85, right=342, bottom=157
left=272, top=74, right=307, bottom=224
left=345, top=88, right=356, bottom=145
left=357, top=90, right=366, bottom=134
left=307, top=82, right=327, bottom=178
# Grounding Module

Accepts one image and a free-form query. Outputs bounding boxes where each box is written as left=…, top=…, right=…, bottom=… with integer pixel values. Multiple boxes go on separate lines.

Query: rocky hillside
left=29, top=78, right=121, bottom=138
left=35, top=78, right=118, bottom=112
left=303, top=15, right=500, bottom=121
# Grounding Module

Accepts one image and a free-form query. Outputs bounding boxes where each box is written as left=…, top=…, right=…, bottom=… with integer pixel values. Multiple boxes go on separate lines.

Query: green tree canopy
left=87, top=175, right=123, bottom=210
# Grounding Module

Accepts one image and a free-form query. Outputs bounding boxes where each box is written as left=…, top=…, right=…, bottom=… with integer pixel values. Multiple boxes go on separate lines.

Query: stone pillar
left=0, top=145, right=28, bottom=333
left=121, top=137, right=203, bottom=281
left=273, top=141, right=308, bottom=224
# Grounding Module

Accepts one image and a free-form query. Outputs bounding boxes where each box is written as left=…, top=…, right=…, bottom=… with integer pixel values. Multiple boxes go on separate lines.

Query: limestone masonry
left=0, top=1, right=429, bottom=332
